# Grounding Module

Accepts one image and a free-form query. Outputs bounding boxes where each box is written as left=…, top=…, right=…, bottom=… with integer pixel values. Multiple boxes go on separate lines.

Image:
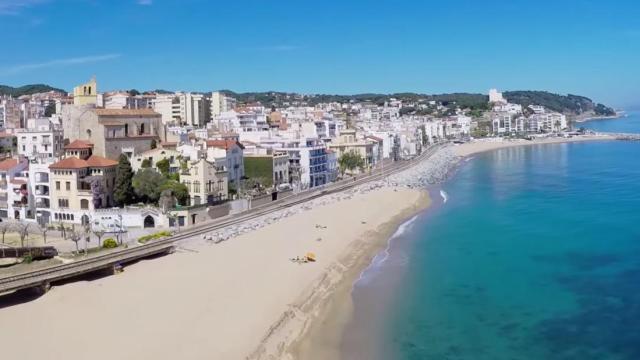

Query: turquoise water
left=583, top=111, right=640, bottom=133
left=349, top=116, right=640, bottom=360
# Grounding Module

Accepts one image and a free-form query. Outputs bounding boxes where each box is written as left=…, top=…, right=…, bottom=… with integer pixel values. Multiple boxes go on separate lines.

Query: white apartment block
left=153, top=93, right=210, bottom=127
left=104, top=92, right=154, bottom=110
left=210, top=91, right=237, bottom=120
left=489, top=88, right=507, bottom=104
left=16, top=118, right=64, bottom=162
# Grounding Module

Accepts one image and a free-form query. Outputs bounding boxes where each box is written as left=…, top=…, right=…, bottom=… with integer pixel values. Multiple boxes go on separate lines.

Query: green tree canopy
left=114, top=154, right=135, bottom=207
left=132, top=168, right=166, bottom=204
left=156, top=158, right=170, bottom=176
left=141, top=158, right=152, bottom=168
left=159, top=180, right=189, bottom=206
left=338, top=152, right=365, bottom=175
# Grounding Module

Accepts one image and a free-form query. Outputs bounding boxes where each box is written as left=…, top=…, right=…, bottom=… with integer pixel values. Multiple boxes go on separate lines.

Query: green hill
left=504, top=91, right=615, bottom=116
left=0, top=84, right=66, bottom=97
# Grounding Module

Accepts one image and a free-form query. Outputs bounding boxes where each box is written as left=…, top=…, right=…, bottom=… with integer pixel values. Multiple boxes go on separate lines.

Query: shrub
left=103, top=238, right=118, bottom=249
left=137, top=230, right=172, bottom=244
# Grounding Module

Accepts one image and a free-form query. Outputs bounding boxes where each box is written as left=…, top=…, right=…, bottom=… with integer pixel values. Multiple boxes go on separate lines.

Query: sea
left=343, top=112, right=640, bottom=360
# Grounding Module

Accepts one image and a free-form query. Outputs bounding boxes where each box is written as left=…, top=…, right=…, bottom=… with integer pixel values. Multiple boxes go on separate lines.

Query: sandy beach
left=452, top=135, right=615, bottom=157
left=0, top=187, right=429, bottom=360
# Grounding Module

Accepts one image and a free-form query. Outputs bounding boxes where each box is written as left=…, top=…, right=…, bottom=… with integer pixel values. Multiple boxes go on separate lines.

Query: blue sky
left=0, top=0, right=639, bottom=108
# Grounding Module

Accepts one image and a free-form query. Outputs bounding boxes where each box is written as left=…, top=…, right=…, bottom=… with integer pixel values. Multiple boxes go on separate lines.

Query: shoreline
left=451, top=135, right=615, bottom=157
left=286, top=192, right=430, bottom=360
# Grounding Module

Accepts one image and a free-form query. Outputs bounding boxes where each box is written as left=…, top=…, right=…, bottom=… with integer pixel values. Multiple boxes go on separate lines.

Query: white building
left=205, top=139, right=245, bottom=188
left=489, top=89, right=506, bottom=104
left=210, top=91, right=237, bottom=119
left=153, top=93, right=210, bottom=127
left=16, top=118, right=65, bottom=162
left=104, top=92, right=154, bottom=110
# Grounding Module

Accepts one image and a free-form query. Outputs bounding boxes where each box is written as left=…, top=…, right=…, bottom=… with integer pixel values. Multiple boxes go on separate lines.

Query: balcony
left=36, top=199, right=50, bottom=209
left=35, top=173, right=50, bottom=183
left=35, top=185, right=50, bottom=196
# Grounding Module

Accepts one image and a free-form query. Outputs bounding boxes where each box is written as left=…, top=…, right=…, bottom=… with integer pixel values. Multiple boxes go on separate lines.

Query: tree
left=69, top=228, right=81, bottom=254
left=132, top=168, right=165, bottom=204
left=93, top=229, right=106, bottom=247
left=40, top=223, right=50, bottom=244
left=128, top=89, right=140, bottom=96
left=338, top=152, right=365, bottom=175
left=159, top=180, right=189, bottom=206
left=114, top=154, right=135, bottom=207
left=141, top=158, right=152, bottom=168
left=150, top=139, right=157, bottom=149
left=0, top=222, right=10, bottom=244
left=156, top=158, right=170, bottom=176
left=16, top=222, right=30, bottom=248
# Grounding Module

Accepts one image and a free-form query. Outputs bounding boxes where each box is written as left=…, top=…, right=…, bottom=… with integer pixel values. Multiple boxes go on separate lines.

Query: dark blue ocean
left=345, top=113, right=640, bottom=360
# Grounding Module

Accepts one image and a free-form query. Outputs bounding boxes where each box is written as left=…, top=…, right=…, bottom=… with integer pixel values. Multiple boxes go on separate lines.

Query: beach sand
left=0, top=187, right=429, bottom=360
left=452, top=135, right=614, bottom=157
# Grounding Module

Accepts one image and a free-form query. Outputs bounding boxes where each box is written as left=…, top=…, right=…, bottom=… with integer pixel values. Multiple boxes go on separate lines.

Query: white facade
left=153, top=93, right=209, bottom=127
left=210, top=91, right=237, bottom=120
left=489, top=88, right=506, bottom=104
left=16, top=118, right=64, bottom=161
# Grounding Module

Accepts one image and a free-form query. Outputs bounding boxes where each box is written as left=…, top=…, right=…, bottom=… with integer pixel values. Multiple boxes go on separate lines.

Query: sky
left=1, top=0, right=639, bottom=108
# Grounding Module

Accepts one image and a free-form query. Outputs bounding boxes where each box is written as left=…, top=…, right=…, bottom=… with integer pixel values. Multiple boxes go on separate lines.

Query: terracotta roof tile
left=64, top=139, right=94, bottom=149
left=0, top=159, right=19, bottom=171
left=49, top=157, right=88, bottom=169
left=205, top=139, right=245, bottom=150
left=86, top=155, right=118, bottom=167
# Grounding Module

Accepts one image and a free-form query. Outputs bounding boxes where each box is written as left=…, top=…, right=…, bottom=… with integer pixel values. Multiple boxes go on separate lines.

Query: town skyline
left=1, top=0, right=640, bottom=108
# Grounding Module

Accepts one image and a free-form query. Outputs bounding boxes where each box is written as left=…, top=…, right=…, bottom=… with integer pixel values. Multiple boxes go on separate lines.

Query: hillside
left=504, top=91, right=615, bottom=116
left=221, top=90, right=613, bottom=116
left=0, top=84, right=66, bottom=97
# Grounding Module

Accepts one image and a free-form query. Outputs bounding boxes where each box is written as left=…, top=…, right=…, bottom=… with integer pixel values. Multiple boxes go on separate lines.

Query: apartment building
left=16, top=118, right=64, bottom=161
left=205, top=139, right=245, bottom=188
left=104, top=92, right=154, bottom=110
left=210, top=91, right=237, bottom=119
left=49, top=141, right=118, bottom=225
left=153, top=93, right=210, bottom=127
left=0, top=158, right=32, bottom=220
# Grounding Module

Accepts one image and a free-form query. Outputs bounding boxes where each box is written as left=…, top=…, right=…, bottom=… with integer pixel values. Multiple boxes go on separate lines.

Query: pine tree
left=114, top=154, right=135, bottom=207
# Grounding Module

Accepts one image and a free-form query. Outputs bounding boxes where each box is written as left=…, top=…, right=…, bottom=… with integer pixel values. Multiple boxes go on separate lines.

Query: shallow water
left=346, top=117, right=640, bottom=359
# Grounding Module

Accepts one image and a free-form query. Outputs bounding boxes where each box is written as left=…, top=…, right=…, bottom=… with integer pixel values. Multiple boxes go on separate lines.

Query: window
left=56, top=181, right=60, bottom=190
left=58, top=199, right=69, bottom=208
left=193, top=181, right=200, bottom=193
left=80, top=199, right=89, bottom=209
left=65, top=182, right=70, bottom=190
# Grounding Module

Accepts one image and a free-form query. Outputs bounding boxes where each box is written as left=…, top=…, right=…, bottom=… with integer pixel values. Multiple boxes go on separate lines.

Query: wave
left=353, top=215, right=420, bottom=287
left=440, top=190, right=449, bottom=203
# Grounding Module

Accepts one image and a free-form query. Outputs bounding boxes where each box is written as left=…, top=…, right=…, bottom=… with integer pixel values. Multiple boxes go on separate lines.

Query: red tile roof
left=86, top=155, right=118, bottom=167
left=49, top=157, right=88, bottom=169
left=0, top=132, right=15, bottom=139
left=49, top=155, right=118, bottom=170
left=0, top=159, right=20, bottom=171
left=96, top=108, right=160, bottom=117
left=206, top=139, right=245, bottom=150
left=64, top=139, right=94, bottom=150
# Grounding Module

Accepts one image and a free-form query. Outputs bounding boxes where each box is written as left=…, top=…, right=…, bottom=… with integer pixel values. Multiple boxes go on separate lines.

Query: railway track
left=0, top=144, right=445, bottom=295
